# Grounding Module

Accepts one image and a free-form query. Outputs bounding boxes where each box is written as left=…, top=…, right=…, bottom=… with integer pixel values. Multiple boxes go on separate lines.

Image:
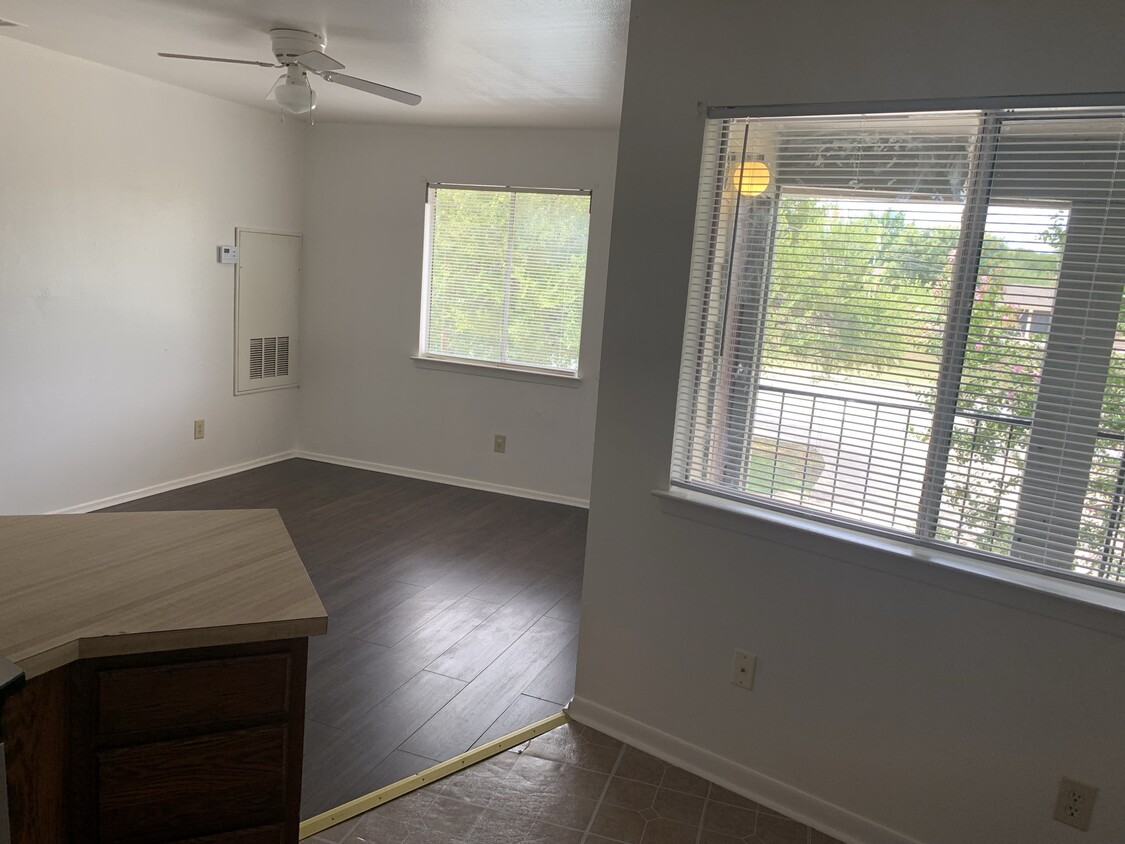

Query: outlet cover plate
left=1054, top=776, right=1098, bottom=831
left=731, top=650, right=756, bottom=690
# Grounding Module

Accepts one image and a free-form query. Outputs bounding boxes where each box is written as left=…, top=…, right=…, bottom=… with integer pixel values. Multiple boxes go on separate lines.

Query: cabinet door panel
left=97, top=726, right=287, bottom=843
left=3, top=668, right=68, bottom=844
left=98, top=653, right=292, bottom=736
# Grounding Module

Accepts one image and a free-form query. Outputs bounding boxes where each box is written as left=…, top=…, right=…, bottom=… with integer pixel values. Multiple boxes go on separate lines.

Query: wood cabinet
left=0, top=511, right=325, bottom=843
left=3, top=639, right=308, bottom=844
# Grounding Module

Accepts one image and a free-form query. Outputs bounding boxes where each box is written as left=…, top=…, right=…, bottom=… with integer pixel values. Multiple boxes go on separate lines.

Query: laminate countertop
left=0, top=510, right=328, bottom=679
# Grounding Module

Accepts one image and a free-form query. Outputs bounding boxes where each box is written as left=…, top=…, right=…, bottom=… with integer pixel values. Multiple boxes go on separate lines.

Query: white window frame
left=671, top=94, right=1125, bottom=597
left=417, top=182, right=592, bottom=381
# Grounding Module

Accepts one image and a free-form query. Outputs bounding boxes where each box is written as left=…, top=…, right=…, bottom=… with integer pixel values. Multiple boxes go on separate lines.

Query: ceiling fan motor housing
left=269, top=28, right=326, bottom=65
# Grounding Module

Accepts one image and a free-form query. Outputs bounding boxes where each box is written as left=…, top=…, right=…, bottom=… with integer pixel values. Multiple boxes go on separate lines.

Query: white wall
left=0, top=39, right=304, bottom=514
left=298, top=124, right=617, bottom=505
left=573, top=3, right=1125, bottom=844
left=0, top=40, right=616, bottom=512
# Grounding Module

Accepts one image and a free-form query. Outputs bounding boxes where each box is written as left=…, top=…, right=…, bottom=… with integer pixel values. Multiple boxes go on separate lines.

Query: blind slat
left=674, top=106, right=1125, bottom=588
left=423, top=185, right=591, bottom=373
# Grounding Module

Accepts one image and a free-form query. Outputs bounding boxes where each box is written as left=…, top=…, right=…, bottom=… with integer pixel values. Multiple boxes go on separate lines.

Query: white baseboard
left=47, top=451, right=298, bottom=514
left=567, top=696, right=925, bottom=844
left=296, top=450, right=590, bottom=509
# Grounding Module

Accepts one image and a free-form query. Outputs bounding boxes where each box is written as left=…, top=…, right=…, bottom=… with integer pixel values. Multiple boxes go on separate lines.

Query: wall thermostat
left=218, top=245, right=238, bottom=264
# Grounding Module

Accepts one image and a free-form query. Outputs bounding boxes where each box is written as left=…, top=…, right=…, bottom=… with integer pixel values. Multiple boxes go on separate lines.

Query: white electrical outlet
left=731, top=649, right=756, bottom=690
left=194, top=419, right=205, bottom=440
left=494, top=434, right=507, bottom=453
left=1053, top=777, right=1098, bottom=832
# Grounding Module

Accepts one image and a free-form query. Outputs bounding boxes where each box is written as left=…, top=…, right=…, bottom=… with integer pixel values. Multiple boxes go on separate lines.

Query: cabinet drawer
left=97, top=725, right=287, bottom=843
left=98, top=653, right=292, bottom=736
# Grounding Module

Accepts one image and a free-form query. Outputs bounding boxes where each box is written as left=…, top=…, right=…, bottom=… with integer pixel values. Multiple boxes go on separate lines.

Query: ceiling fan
left=158, top=28, right=421, bottom=115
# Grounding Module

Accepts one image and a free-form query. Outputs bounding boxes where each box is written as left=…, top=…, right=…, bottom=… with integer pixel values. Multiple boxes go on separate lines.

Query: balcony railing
left=739, top=379, right=1125, bottom=583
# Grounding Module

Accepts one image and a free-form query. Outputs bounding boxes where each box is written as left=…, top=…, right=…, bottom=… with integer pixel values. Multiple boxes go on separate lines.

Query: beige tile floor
left=308, top=721, right=845, bottom=844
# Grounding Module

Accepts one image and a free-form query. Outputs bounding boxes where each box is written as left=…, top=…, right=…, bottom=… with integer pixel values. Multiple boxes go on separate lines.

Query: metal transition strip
left=299, top=710, right=570, bottom=840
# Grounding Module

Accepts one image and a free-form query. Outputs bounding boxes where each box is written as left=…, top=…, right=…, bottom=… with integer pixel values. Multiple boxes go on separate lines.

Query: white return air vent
left=249, top=336, right=290, bottom=380
left=235, top=229, right=301, bottom=394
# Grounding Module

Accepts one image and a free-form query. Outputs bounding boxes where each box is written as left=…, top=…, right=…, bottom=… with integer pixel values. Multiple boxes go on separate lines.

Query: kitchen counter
left=0, top=510, right=328, bottom=844
left=0, top=510, right=327, bottom=679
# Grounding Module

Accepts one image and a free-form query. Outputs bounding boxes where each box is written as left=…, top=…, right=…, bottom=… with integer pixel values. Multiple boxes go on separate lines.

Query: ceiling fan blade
left=295, top=50, right=345, bottom=73
left=320, top=72, right=421, bottom=106
left=158, top=52, right=279, bottom=68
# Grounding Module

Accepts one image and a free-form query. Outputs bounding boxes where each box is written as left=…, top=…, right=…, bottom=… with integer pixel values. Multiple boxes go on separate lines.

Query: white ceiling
left=0, top=0, right=629, bottom=127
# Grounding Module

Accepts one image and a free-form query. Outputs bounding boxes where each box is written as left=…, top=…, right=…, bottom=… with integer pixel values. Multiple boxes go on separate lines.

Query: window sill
left=654, top=486, right=1125, bottom=636
left=411, top=355, right=582, bottom=387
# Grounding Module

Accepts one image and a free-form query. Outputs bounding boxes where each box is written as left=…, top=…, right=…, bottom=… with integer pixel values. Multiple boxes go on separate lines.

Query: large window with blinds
left=421, top=184, right=591, bottom=374
left=673, top=105, right=1125, bottom=587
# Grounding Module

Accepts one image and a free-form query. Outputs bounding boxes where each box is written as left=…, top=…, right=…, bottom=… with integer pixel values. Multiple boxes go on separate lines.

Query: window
left=421, top=184, right=591, bottom=374
left=673, top=104, right=1125, bottom=588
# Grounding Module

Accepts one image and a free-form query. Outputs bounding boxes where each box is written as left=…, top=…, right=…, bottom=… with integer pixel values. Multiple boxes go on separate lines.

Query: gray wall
left=573, top=3, right=1125, bottom=843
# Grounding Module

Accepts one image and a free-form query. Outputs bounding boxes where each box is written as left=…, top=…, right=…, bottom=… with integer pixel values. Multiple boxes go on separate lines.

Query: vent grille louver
left=263, top=337, right=277, bottom=379
left=249, top=336, right=290, bottom=380
left=277, top=336, right=290, bottom=376
left=249, top=338, right=263, bottom=379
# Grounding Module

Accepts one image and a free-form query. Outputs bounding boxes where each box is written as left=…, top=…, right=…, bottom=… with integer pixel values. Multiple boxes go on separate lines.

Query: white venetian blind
left=673, top=106, right=1125, bottom=587
left=423, top=184, right=591, bottom=373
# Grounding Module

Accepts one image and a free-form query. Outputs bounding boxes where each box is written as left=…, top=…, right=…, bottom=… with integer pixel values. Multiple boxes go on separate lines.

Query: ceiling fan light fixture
left=273, top=74, right=317, bottom=115
left=158, top=27, right=421, bottom=112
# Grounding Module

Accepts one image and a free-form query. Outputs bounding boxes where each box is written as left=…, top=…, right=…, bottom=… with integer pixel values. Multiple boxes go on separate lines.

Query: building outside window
left=673, top=105, right=1125, bottom=587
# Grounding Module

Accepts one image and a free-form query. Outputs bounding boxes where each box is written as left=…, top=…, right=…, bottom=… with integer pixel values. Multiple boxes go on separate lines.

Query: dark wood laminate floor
left=103, top=458, right=586, bottom=819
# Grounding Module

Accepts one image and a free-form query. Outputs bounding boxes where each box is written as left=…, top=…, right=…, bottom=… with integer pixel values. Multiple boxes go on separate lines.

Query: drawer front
left=97, top=726, right=287, bottom=843
left=98, top=653, right=292, bottom=736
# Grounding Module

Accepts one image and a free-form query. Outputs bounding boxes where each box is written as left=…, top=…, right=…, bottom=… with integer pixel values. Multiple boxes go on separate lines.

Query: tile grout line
left=456, top=771, right=492, bottom=844
left=324, top=816, right=361, bottom=843
left=694, top=782, right=712, bottom=844
left=578, top=742, right=627, bottom=844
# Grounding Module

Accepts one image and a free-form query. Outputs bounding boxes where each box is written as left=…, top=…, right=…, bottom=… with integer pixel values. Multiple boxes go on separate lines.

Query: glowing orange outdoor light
left=731, top=158, right=772, bottom=197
